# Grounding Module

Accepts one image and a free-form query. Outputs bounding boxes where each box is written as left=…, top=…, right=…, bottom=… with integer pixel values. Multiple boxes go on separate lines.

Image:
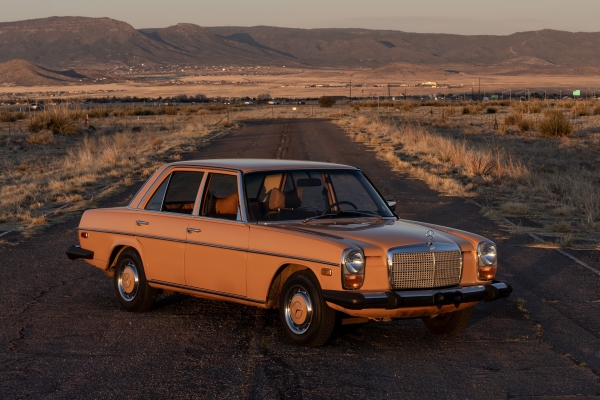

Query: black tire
left=113, top=249, right=157, bottom=313
left=422, top=306, right=474, bottom=335
left=278, top=270, right=336, bottom=347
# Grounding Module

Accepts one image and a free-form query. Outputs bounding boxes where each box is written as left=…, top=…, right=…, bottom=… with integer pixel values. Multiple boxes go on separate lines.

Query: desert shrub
left=518, top=118, right=536, bottom=131
left=486, top=107, right=498, bottom=114
left=131, top=126, right=143, bottom=133
left=87, top=107, right=110, bottom=118
left=499, top=101, right=511, bottom=106
left=462, top=106, right=477, bottom=115
left=505, top=113, right=523, bottom=126
left=0, top=111, right=27, bottom=122
left=28, top=110, right=78, bottom=135
left=26, top=130, right=54, bottom=145
left=593, top=105, right=600, bottom=115
left=402, top=102, right=419, bottom=111
left=132, top=108, right=156, bottom=116
left=444, top=106, right=457, bottom=116
left=318, top=96, right=336, bottom=108
left=571, top=101, right=590, bottom=116
left=539, top=110, right=573, bottom=137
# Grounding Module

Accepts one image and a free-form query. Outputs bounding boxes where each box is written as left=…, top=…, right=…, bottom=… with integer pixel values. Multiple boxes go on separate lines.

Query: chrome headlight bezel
left=343, top=249, right=365, bottom=274
left=477, top=241, right=497, bottom=267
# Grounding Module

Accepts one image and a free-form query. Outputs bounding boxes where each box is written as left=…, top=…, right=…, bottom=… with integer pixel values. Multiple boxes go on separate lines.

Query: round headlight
left=344, top=250, right=364, bottom=274
left=479, top=242, right=497, bottom=266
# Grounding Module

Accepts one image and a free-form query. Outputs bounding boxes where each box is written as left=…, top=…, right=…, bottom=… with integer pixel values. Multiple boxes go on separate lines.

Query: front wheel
left=422, top=306, right=474, bottom=335
left=113, top=249, right=157, bottom=312
left=279, top=271, right=336, bottom=347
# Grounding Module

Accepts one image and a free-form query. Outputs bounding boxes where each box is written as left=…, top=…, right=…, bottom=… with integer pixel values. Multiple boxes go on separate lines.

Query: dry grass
left=0, top=113, right=223, bottom=233
left=571, top=101, right=591, bottom=116
left=335, top=101, right=600, bottom=248
left=539, top=110, right=573, bottom=137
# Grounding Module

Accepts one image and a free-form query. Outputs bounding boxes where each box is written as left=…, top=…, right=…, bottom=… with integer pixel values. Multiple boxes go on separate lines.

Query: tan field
left=2, top=64, right=600, bottom=100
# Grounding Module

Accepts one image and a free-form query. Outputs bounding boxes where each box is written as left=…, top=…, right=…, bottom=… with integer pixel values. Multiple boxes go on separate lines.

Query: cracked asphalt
left=1, top=119, right=599, bottom=399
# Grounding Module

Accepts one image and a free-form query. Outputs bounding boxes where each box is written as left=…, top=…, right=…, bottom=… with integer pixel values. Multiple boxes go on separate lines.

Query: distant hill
left=1, top=17, right=600, bottom=73
left=0, top=59, right=91, bottom=86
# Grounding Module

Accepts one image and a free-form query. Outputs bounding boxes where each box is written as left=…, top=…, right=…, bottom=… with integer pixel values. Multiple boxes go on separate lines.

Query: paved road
left=1, top=119, right=599, bottom=399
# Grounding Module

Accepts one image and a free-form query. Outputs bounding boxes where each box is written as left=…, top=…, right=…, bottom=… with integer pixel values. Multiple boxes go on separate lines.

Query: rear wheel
left=279, top=270, right=336, bottom=347
left=422, top=306, right=474, bottom=335
left=113, top=249, right=157, bottom=312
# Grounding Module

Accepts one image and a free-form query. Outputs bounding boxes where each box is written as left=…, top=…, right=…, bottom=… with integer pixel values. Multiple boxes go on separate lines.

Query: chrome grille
left=390, top=250, right=462, bottom=289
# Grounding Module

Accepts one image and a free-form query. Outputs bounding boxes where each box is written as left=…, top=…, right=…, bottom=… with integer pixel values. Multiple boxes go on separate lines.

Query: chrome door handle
left=136, top=220, right=149, bottom=226
left=187, top=228, right=201, bottom=233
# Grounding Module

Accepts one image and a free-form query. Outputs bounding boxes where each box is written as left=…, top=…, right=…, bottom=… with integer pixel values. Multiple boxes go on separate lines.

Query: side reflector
left=321, top=268, right=332, bottom=276
left=80, top=232, right=89, bottom=239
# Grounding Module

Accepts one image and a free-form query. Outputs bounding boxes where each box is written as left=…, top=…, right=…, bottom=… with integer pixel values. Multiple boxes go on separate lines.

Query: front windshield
left=244, top=169, right=394, bottom=222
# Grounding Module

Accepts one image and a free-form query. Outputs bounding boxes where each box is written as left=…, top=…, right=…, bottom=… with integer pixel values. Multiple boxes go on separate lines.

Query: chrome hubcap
left=118, top=261, right=139, bottom=302
left=284, top=286, right=313, bottom=335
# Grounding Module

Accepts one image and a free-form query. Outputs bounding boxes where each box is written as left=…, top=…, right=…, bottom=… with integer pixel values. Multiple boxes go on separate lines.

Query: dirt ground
left=2, top=65, right=600, bottom=100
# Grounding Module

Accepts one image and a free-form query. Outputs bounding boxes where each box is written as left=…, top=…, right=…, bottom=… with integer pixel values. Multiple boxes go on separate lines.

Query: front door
left=185, top=172, right=249, bottom=297
left=135, top=169, right=205, bottom=285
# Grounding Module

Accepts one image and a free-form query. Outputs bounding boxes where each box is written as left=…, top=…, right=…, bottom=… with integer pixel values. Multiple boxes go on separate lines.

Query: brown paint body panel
left=76, top=160, right=501, bottom=318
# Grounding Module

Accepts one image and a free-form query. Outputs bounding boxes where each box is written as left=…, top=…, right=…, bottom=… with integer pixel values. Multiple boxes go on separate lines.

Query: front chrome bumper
left=322, top=281, right=512, bottom=310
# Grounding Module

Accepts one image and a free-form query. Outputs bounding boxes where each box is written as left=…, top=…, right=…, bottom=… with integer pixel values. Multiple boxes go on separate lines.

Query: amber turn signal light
left=478, top=265, right=497, bottom=280
left=80, top=232, right=89, bottom=239
left=321, top=268, right=332, bottom=276
left=343, top=274, right=363, bottom=290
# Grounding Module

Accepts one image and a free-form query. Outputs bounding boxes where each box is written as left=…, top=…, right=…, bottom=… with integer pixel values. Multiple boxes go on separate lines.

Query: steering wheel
left=321, top=201, right=358, bottom=215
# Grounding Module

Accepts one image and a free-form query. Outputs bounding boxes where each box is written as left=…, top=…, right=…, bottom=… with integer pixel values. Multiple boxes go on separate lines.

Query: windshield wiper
left=303, top=211, right=382, bottom=223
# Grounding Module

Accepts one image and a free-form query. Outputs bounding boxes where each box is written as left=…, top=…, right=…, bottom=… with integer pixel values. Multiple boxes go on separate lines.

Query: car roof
left=168, top=159, right=357, bottom=173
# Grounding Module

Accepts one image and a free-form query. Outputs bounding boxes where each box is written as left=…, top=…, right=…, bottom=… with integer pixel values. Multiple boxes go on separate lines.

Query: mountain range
left=1, top=16, right=599, bottom=72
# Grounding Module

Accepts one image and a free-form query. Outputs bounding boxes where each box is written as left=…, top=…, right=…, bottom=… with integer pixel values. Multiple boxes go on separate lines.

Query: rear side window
left=145, top=171, right=204, bottom=214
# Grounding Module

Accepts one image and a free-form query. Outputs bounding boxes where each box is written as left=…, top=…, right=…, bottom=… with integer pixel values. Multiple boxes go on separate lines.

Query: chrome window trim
left=148, top=279, right=265, bottom=304
left=237, top=171, right=248, bottom=223
left=386, top=242, right=463, bottom=289
left=77, top=227, right=339, bottom=267
left=193, top=172, right=209, bottom=216
left=135, top=166, right=174, bottom=209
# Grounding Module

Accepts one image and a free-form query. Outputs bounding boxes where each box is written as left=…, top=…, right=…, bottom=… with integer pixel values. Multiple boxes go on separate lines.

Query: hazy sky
left=0, top=0, right=598, bottom=35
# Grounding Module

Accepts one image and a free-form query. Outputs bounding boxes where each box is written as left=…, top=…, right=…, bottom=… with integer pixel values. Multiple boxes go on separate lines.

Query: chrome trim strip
left=187, top=240, right=246, bottom=252
left=237, top=171, right=248, bottom=223
left=148, top=280, right=265, bottom=304
left=78, top=227, right=339, bottom=266
left=247, top=249, right=340, bottom=267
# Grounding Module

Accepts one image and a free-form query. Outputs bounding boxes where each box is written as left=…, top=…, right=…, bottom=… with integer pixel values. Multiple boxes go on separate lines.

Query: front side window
left=201, top=173, right=240, bottom=220
left=244, top=169, right=394, bottom=222
left=144, top=171, right=204, bottom=214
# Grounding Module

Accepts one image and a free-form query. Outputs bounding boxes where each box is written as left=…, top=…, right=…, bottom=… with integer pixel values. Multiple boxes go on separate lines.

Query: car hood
left=283, top=219, right=472, bottom=255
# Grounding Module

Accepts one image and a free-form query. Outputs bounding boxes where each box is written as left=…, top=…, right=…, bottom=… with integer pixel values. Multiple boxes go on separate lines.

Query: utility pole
left=349, top=79, right=352, bottom=101
left=478, top=78, right=481, bottom=102
left=388, top=83, right=391, bottom=99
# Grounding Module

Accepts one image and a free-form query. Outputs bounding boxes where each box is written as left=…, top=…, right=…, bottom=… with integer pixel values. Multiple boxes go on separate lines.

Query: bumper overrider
left=66, top=245, right=94, bottom=260
left=322, top=281, right=512, bottom=310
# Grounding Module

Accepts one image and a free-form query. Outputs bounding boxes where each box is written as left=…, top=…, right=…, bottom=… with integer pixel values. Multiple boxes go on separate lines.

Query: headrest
left=215, top=193, right=238, bottom=215
left=268, top=188, right=302, bottom=210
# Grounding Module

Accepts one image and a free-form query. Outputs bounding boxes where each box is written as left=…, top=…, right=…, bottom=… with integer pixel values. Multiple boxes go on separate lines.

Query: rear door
left=135, top=169, right=204, bottom=285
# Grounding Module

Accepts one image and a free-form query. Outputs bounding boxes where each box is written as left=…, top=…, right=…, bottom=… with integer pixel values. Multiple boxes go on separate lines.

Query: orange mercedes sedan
left=67, top=159, right=511, bottom=347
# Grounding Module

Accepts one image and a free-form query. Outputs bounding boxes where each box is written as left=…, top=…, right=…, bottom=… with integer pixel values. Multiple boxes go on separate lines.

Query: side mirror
left=386, top=200, right=397, bottom=212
